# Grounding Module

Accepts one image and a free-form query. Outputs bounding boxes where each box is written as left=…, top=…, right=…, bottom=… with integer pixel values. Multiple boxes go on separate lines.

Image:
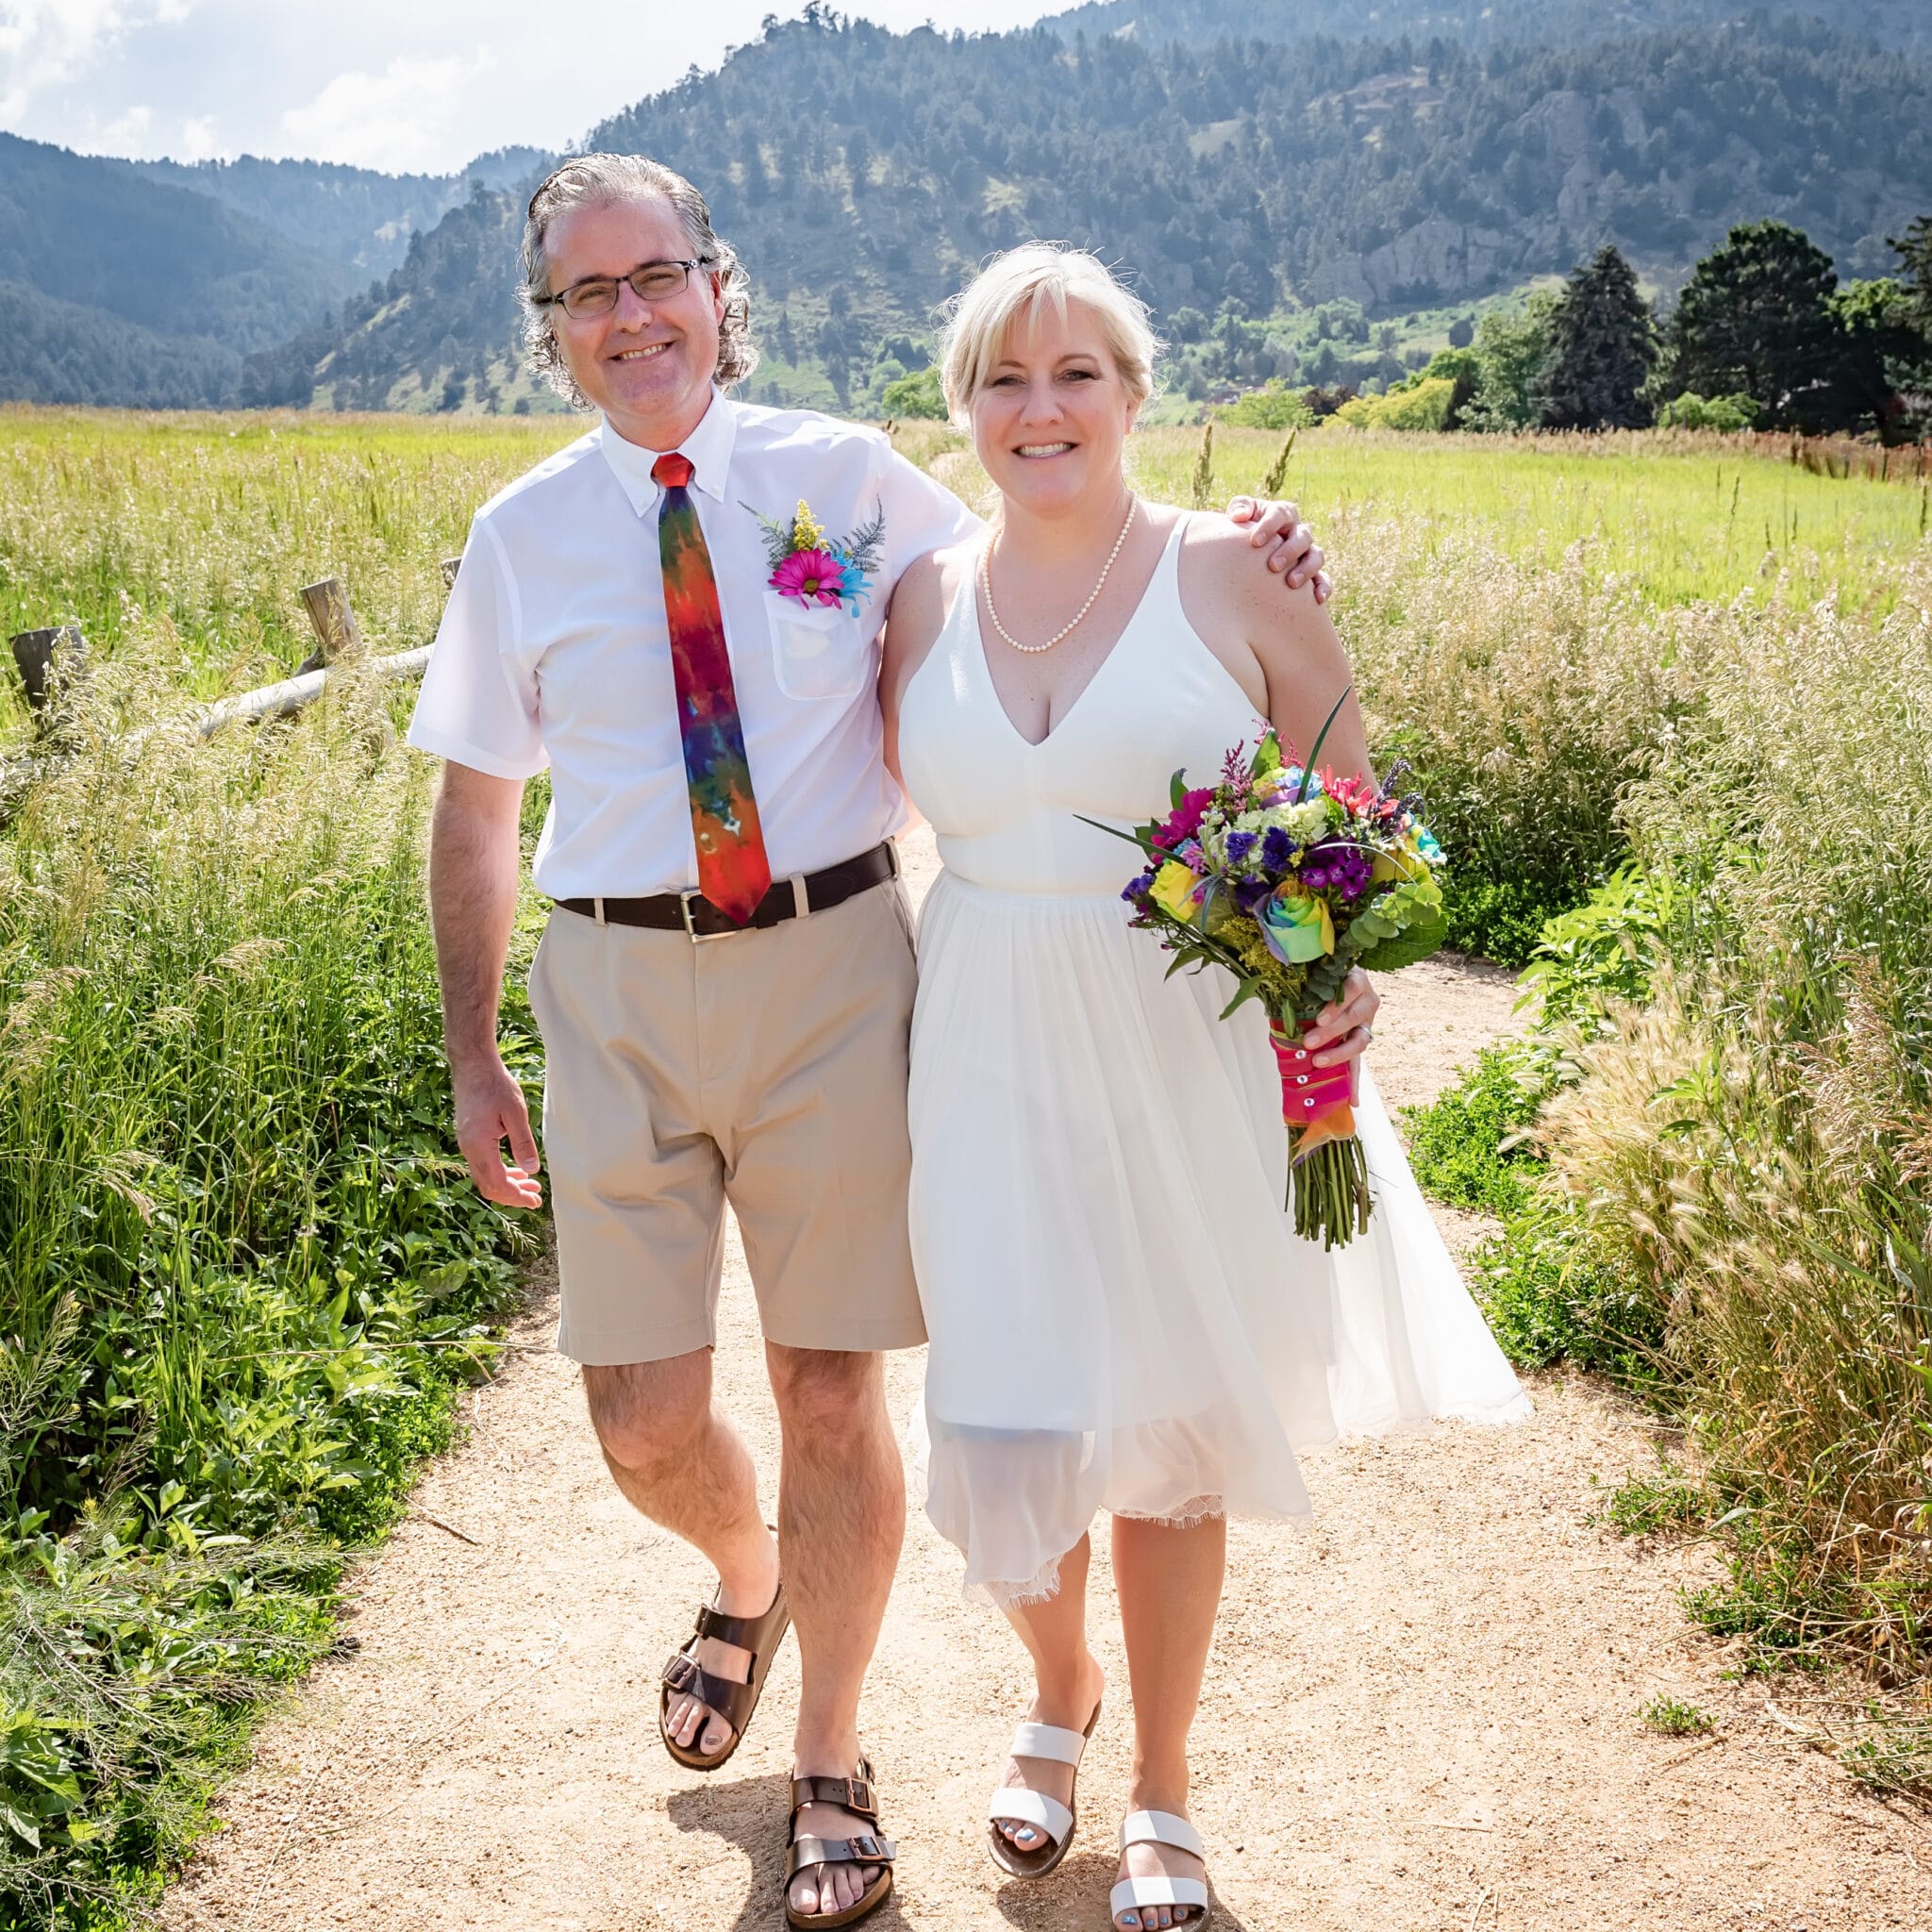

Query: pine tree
left=1659, top=221, right=1841, bottom=431
left=1883, top=216, right=1932, bottom=441
left=1539, top=245, right=1656, bottom=430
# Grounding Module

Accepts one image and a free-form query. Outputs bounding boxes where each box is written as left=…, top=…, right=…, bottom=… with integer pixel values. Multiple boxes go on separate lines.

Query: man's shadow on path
left=666, top=1774, right=913, bottom=1931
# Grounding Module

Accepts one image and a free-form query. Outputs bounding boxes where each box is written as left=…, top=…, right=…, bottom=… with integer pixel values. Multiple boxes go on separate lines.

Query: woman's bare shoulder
left=884, top=541, right=973, bottom=692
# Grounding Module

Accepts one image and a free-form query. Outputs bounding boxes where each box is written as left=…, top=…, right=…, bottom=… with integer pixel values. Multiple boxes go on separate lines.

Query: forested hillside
left=1042, top=0, right=1932, bottom=58
left=128, top=146, right=548, bottom=286
left=0, top=132, right=338, bottom=358
left=273, top=9, right=1931, bottom=416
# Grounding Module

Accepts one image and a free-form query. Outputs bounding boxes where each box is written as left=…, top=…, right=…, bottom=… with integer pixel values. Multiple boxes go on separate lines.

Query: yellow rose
left=1150, top=860, right=1203, bottom=921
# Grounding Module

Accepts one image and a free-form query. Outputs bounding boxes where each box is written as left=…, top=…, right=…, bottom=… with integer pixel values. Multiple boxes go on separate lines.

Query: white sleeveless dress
left=897, top=519, right=1531, bottom=1606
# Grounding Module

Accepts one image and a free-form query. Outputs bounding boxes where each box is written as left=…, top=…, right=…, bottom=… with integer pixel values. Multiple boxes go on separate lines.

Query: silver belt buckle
left=679, top=888, right=730, bottom=942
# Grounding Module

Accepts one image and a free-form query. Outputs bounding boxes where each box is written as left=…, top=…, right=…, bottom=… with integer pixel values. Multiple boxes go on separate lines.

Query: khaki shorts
left=526, top=876, right=925, bottom=1366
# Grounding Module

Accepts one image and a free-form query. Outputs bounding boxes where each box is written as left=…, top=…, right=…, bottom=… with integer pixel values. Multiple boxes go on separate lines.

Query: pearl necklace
left=978, top=495, right=1139, bottom=655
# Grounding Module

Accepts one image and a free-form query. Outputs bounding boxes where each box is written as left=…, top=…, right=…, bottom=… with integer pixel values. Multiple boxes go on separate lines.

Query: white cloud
left=0, top=0, right=199, bottom=123
left=98, top=98, right=149, bottom=145
left=280, top=49, right=493, bottom=174
left=177, top=108, right=220, bottom=160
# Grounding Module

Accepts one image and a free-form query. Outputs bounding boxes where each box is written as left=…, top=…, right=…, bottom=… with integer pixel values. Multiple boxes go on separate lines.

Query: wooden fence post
left=10, top=625, right=88, bottom=724
left=297, top=578, right=363, bottom=675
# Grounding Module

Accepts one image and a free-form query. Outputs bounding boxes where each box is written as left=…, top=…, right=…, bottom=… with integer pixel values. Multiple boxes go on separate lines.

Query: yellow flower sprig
left=790, top=499, right=825, bottom=552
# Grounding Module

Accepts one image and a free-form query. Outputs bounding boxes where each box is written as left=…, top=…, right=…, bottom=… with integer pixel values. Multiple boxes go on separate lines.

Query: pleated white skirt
left=908, top=869, right=1532, bottom=1605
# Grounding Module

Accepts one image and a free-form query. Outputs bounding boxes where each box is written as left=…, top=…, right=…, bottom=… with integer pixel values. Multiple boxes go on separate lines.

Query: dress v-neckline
left=972, top=518, right=1184, bottom=752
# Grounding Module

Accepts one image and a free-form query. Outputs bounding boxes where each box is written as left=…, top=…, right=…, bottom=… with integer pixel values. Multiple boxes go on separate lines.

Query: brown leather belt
left=556, top=841, right=899, bottom=941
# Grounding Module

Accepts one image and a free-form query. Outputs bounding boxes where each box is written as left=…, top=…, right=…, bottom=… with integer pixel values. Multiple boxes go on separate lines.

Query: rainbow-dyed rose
left=1082, top=701, right=1450, bottom=1250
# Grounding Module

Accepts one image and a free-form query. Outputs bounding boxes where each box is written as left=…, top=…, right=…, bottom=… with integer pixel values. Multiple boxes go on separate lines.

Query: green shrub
left=1469, top=1197, right=1664, bottom=1384
left=1214, top=378, right=1315, bottom=430
left=1656, top=391, right=1761, bottom=431
left=1334, top=375, right=1458, bottom=431
left=0, top=655, right=543, bottom=1920
left=1441, top=870, right=1578, bottom=966
left=1401, top=1044, right=1549, bottom=1218
left=879, top=364, right=945, bottom=419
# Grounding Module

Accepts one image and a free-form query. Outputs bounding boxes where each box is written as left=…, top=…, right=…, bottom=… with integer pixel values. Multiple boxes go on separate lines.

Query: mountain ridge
left=3, top=8, right=1929, bottom=411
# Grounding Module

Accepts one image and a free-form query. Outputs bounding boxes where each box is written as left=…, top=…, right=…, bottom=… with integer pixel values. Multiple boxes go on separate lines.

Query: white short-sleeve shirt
left=407, top=391, right=981, bottom=899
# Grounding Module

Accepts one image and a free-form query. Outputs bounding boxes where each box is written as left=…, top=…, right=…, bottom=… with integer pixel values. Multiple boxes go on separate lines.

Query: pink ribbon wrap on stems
left=1268, top=1020, right=1359, bottom=1162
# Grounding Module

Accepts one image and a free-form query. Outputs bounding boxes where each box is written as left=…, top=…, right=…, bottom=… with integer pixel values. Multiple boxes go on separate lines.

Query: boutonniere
left=745, top=497, right=886, bottom=612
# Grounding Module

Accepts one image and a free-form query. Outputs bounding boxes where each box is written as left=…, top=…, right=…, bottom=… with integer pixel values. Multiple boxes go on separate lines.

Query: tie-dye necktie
left=653, top=451, right=771, bottom=924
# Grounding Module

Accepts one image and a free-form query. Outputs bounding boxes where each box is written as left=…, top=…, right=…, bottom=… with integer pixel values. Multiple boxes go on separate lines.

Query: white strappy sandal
left=985, top=1695, right=1103, bottom=1878
left=1110, top=1809, right=1211, bottom=1929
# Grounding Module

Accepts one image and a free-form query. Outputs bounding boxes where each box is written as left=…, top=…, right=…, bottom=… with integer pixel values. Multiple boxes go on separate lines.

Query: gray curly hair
left=519, top=154, right=759, bottom=408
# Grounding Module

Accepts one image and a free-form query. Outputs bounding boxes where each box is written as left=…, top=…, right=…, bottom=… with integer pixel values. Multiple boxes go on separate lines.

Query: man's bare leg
left=766, top=1343, right=904, bottom=1923
left=583, top=1348, right=781, bottom=1757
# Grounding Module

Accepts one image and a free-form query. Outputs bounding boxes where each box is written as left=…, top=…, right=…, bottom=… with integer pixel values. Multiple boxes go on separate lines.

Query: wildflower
left=789, top=499, right=826, bottom=551
left=770, top=548, right=848, bottom=608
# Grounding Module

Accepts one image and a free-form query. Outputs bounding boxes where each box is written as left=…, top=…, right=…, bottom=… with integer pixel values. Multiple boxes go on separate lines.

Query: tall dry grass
left=1535, top=562, right=1932, bottom=1679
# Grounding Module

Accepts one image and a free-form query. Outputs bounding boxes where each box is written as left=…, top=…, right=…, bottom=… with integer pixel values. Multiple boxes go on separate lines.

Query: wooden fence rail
left=1, top=559, right=459, bottom=823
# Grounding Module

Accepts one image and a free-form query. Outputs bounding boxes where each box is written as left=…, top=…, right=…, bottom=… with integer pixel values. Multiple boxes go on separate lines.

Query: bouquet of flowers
left=1086, top=696, right=1449, bottom=1250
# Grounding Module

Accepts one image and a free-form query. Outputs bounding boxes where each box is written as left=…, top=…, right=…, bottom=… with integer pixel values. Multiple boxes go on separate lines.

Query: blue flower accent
left=1260, top=826, right=1293, bottom=871
left=1225, top=830, right=1257, bottom=863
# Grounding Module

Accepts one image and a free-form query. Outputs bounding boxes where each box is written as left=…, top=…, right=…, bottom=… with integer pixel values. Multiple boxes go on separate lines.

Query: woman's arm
left=1181, top=519, right=1382, bottom=1070
left=878, top=548, right=954, bottom=791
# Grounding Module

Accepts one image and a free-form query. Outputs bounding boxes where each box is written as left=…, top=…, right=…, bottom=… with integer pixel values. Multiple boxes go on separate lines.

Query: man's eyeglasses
left=538, top=258, right=713, bottom=321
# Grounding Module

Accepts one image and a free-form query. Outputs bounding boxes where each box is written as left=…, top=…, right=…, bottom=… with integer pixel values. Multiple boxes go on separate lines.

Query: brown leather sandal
left=658, top=1574, right=791, bottom=1772
left=783, top=1758, right=896, bottom=1929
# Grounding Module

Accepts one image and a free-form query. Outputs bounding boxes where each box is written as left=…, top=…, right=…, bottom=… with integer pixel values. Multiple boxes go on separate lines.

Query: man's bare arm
left=429, top=761, right=543, bottom=1209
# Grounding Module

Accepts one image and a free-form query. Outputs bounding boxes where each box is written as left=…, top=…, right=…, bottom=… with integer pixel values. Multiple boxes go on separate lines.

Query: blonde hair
left=938, top=243, right=1159, bottom=425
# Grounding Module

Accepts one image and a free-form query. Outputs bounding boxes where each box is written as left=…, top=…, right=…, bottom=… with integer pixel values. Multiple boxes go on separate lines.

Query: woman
left=881, top=246, right=1530, bottom=1931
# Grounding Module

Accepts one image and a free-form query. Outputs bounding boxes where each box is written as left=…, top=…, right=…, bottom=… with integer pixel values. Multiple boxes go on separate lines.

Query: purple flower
left=1233, top=875, right=1274, bottom=914
left=1307, top=841, right=1374, bottom=899
left=1122, top=871, right=1156, bottom=903
left=1225, top=830, right=1257, bottom=864
left=1260, top=826, right=1293, bottom=872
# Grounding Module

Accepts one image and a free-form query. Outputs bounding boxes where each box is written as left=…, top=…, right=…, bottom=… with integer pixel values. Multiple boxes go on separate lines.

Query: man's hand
left=452, top=1051, right=544, bottom=1209
left=428, top=760, right=535, bottom=1208
left=1303, top=964, right=1380, bottom=1070
left=1226, top=495, right=1332, bottom=604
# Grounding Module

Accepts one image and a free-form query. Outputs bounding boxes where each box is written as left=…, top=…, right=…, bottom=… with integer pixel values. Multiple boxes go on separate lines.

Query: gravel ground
left=159, top=827, right=1932, bottom=1932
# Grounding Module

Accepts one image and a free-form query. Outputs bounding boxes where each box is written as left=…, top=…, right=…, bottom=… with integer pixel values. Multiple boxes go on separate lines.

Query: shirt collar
left=596, top=388, right=738, bottom=515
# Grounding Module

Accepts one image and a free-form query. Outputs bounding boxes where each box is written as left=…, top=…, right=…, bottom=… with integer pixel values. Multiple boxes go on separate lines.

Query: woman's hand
left=1303, top=965, right=1380, bottom=1069
left=1225, top=495, right=1332, bottom=603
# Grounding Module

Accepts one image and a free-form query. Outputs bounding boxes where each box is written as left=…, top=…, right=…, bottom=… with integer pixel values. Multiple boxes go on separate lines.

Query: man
left=408, top=153, right=1368, bottom=1925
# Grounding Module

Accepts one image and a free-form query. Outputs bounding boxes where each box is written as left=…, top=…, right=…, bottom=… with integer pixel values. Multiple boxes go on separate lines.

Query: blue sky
left=0, top=2, right=1058, bottom=175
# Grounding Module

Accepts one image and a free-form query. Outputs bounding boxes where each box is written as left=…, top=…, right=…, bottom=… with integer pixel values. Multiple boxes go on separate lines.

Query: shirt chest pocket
left=769, top=600, right=869, bottom=701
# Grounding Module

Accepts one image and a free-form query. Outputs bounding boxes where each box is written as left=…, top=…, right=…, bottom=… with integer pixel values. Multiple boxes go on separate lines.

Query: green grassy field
left=4, top=408, right=1924, bottom=734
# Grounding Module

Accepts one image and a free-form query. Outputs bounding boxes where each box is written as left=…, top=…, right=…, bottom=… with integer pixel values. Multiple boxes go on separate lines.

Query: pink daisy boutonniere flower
left=770, top=548, right=848, bottom=608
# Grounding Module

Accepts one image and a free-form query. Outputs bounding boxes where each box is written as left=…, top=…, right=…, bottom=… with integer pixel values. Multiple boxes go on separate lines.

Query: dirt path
left=161, top=829, right=1931, bottom=1932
